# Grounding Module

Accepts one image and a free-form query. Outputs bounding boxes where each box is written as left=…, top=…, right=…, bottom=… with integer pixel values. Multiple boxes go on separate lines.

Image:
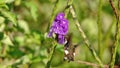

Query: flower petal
left=55, top=13, right=65, bottom=21
left=47, top=12, right=69, bottom=44
left=48, top=29, right=53, bottom=37
left=58, top=35, right=65, bottom=44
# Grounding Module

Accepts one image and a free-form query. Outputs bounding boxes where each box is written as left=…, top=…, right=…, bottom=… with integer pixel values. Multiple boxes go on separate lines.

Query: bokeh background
left=0, top=0, right=119, bottom=68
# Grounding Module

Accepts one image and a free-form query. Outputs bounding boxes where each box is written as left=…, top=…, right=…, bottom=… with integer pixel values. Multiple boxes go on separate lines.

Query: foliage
left=0, top=0, right=119, bottom=68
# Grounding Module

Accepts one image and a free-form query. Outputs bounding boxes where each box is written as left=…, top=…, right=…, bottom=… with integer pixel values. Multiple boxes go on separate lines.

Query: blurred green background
left=0, top=0, right=119, bottom=68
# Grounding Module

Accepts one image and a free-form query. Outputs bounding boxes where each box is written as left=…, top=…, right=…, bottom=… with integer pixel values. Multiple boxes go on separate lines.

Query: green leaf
left=31, top=4, right=38, bottom=21
left=32, top=57, right=42, bottom=63
left=4, top=0, right=15, bottom=3
left=14, top=0, right=21, bottom=6
left=0, top=4, right=9, bottom=9
left=0, top=0, right=14, bottom=4
left=0, top=16, right=5, bottom=24
left=0, top=32, right=4, bottom=40
left=22, top=54, right=33, bottom=64
left=2, top=33, right=13, bottom=45
left=18, top=20, right=30, bottom=33
left=0, top=23, right=5, bottom=32
left=0, top=9, right=17, bottom=26
left=24, top=1, right=38, bottom=21
left=0, top=0, right=5, bottom=4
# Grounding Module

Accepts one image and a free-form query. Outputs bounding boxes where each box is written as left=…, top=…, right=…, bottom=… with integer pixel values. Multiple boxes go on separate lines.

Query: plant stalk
left=69, top=5, right=104, bottom=67
left=109, top=0, right=120, bottom=68
left=97, top=0, right=103, bottom=59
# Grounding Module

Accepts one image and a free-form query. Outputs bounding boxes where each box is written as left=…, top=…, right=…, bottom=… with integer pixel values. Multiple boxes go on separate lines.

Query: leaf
left=0, top=16, right=5, bottom=24
left=2, top=33, right=13, bottom=45
left=31, top=4, right=38, bottom=21
left=0, top=32, right=4, bottom=40
left=0, top=0, right=14, bottom=4
left=22, top=54, right=33, bottom=64
left=0, top=9, right=17, bottom=26
left=18, top=20, right=30, bottom=33
left=14, top=0, right=21, bottom=6
left=0, top=4, right=9, bottom=9
left=0, top=0, right=9, bottom=10
left=0, top=0, right=5, bottom=4
left=4, top=0, right=15, bottom=3
left=0, top=23, right=5, bottom=32
left=31, top=57, right=42, bottom=63
left=24, top=1, right=38, bottom=21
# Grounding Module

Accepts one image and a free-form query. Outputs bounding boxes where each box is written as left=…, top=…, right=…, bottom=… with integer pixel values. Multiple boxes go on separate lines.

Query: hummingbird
left=64, top=33, right=78, bottom=62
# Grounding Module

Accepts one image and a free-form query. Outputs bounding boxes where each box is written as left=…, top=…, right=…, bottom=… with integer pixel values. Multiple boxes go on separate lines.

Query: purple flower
left=48, top=13, right=68, bottom=44
left=55, top=13, right=65, bottom=21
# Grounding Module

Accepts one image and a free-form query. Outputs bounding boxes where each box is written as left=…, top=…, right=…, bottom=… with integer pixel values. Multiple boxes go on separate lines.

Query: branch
left=64, top=0, right=73, bottom=18
left=75, top=60, right=108, bottom=68
left=118, top=0, right=120, bottom=9
left=46, top=0, right=59, bottom=67
left=109, top=0, right=120, bottom=68
left=75, top=60, right=120, bottom=68
left=69, top=5, right=104, bottom=67
left=47, top=0, right=59, bottom=32
left=97, top=0, right=103, bottom=58
left=109, top=0, right=119, bottom=19
left=46, top=43, right=57, bottom=68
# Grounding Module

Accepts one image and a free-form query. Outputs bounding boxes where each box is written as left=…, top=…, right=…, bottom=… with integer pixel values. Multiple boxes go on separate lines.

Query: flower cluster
left=48, top=13, right=68, bottom=44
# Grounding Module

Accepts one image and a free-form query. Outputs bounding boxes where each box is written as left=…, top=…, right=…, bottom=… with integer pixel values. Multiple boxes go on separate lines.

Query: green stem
left=103, top=18, right=115, bottom=41
left=46, top=43, right=57, bottom=68
left=47, top=0, right=59, bottom=32
left=110, top=19, right=119, bottom=68
left=118, top=0, right=120, bottom=10
left=97, top=0, right=103, bottom=59
left=69, top=5, right=104, bottom=67
left=46, top=0, right=59, bottom=67
left=109, top=0, right=120, bottom=68
left=102, top=18, right=115, bottom=55
left=64, top=0, right=73, bottom=18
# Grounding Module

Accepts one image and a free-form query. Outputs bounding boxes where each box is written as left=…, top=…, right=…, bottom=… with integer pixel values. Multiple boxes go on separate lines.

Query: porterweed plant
left=0, top=0, right=120, bottom=68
